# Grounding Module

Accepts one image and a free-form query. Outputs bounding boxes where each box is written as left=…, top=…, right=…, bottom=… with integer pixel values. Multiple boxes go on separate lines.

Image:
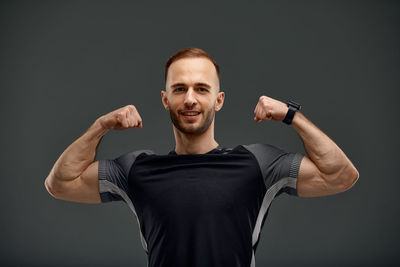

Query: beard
left=169, top=105, right=215, bottom=135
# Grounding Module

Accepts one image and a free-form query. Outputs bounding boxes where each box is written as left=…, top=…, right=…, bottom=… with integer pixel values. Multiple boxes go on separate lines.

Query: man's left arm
left=253, top=96, right=359, bottom=198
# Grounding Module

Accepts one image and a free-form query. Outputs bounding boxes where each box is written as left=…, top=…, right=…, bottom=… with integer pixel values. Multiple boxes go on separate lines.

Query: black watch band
left=282, top=100, right=301, bottom=125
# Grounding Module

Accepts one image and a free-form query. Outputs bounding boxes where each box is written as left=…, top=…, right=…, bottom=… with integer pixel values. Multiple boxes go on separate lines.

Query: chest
left=127, top=154, right=265, bottom=218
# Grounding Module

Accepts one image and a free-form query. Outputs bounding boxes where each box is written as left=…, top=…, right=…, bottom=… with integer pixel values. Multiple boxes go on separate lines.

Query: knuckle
left=124, top=106, right=132, bottom=113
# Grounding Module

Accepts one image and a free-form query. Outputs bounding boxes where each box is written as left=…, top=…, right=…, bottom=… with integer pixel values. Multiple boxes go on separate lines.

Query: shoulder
left=100, top=149, right=155, bottom=174
left=240, top=143, right=288, bottom=157
left=116, top=149, right=156, bottom=162
left=239, top=143, right=303, bottom=174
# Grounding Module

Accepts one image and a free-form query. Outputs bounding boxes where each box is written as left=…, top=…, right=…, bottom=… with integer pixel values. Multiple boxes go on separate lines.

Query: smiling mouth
left=180, top=111, right=201, bottom=120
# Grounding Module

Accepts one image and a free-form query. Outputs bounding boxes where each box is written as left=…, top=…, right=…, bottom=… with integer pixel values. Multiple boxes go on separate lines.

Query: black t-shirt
left=98, top=143, right=304, bottom=267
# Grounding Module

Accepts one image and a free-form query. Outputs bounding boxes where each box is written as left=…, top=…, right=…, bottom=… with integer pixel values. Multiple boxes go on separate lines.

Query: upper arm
left=46, top=161, right=101, bottom=204
left=296, top=155, right=358, bottom=198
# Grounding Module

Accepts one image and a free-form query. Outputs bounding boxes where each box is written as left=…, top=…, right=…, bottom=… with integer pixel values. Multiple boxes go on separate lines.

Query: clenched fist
left=253, top=96, right=289, bottom=122
left=98, top=105, right=143, bottom=130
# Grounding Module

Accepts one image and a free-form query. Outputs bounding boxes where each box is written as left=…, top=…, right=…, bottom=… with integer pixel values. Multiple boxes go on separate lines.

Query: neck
left=172, top=120, right=219, bottom=155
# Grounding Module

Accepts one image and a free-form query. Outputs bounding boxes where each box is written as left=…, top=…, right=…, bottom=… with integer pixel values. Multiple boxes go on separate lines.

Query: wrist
left=82, top=118, right=110, bottom=141
left=282, top=100, right=301, bottom=125
left=96, top=117, right=110, bottom=133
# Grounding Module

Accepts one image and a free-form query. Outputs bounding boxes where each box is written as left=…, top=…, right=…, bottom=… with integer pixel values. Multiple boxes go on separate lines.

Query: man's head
left=161, top=48, right=225, bottom=135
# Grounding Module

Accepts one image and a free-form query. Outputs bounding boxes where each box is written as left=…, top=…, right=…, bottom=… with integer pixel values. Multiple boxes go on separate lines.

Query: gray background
left=1, top=0, right=399, bottom=266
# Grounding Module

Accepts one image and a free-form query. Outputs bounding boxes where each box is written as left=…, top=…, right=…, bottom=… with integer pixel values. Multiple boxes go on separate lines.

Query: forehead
left=166, top=57, right=218, bottom=86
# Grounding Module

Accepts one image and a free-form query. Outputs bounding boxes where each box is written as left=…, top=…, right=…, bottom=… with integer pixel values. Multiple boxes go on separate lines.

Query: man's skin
left=44, top=56, right=359, bottom=204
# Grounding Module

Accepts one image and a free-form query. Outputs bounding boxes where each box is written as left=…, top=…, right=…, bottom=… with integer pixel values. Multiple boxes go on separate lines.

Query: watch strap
left=282, top=100, right=301, bottom=125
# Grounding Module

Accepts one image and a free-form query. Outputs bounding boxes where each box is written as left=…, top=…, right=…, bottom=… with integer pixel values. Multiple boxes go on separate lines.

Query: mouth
left=180, top=110, right=201, bottom=120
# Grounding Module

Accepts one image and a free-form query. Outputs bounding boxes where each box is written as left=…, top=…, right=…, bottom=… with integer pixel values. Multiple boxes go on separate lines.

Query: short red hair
left=165, top=48, right=220, bottom=82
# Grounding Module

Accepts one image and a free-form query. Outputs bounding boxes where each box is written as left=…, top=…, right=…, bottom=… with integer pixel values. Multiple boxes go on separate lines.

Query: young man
left=45, top=48, right=359, bottom=267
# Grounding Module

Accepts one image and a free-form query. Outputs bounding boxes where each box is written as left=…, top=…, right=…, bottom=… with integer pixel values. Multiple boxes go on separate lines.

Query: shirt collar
left=168, top=145, right=223, bottom=155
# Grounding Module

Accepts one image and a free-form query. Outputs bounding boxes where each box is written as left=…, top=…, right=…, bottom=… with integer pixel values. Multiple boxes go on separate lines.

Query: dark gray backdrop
left=1, top=0, right=399, bottom=266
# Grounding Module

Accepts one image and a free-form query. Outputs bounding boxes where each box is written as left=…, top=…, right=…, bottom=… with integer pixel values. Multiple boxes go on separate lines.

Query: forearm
left=291, top=111, right=358, bottom=177
left=46, top=118, right=109, bottom=188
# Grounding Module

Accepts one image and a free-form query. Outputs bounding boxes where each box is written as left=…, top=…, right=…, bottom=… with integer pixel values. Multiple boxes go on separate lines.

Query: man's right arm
left=44, top=105, right=143, bottom=204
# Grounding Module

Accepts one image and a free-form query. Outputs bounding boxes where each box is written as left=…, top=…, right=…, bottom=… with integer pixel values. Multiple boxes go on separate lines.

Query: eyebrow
left=171, top=82, right=211, bottom=89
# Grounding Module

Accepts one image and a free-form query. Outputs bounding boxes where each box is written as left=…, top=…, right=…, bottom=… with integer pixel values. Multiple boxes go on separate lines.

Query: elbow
left=342, top=167, right=360, bottom=191
left=44, top=176, right=62, bottom=199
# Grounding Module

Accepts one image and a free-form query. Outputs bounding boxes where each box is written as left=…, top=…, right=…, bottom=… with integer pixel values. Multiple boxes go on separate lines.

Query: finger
left=254, top=105, right=262, bottom=122
left=254, top=105, right=258, bottom=116
left=124, top=111, right=130, bottom=128
left=126, top=107, right=132, bottom=127
left=136, top=114, right=143, bottom=128
left=266, top=111, right=272, bottom=120
left=128, top=108, right=136, bottom=127
left=132, top=111, right=141, bottom=128
left=128, top=116, right=135, bottom=128
left=136, top=109, right=142, bottom=121
left=253, top=104, right=258, bottom=114
left=131, top=118, right=138, bottom=128
left=128, top=118, right=135, bottom=128
left=260, top=108, right=267, bottom=120
left=254, top=106, right=260, bottom=121
left=255, top=105, right=263, bottom=120
left=263, top=109, right=272, bottom=120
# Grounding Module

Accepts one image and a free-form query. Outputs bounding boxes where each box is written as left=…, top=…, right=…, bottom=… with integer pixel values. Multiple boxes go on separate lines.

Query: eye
left=198, top=87, right=208, bottom=92
left=174, top=87, right=185, bottom=92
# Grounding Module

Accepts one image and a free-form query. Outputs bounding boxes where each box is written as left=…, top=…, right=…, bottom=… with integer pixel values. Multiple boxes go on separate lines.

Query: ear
left=161, top=90, right=169, bottom=110
left=215, top=91, right=225, bottom=111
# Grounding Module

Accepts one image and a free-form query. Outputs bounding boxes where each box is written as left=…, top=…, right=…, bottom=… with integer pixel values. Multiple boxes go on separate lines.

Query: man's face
left=162, top=57, right=224, bottom=135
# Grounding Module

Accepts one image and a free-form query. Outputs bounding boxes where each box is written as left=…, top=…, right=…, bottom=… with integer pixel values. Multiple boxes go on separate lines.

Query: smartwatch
left=282, top=100, right=301, bottom=125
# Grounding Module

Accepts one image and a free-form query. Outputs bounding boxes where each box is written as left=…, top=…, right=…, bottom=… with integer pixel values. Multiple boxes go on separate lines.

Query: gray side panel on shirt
left=97, top=149, right=155, bottom=254
left=243, top=143, right=304, bottom=266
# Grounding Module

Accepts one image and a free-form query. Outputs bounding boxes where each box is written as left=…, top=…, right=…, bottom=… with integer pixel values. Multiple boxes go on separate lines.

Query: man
left=45, top=48, right=359, bottom=267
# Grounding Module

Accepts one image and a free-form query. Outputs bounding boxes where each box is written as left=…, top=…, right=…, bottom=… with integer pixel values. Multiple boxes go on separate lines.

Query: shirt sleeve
left=97, top=150, right=150, bottom=203
left=243, top=143, right=304, bottom=196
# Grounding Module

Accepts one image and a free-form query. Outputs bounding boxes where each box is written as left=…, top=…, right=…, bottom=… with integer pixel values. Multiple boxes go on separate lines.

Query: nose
left=184, top=87, right=197, bottom=107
